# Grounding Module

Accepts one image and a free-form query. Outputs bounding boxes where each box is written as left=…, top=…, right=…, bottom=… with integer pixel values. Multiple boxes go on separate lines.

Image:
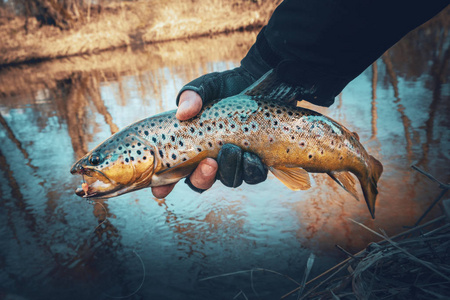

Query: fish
left=70, top=70, right=383, bottom=218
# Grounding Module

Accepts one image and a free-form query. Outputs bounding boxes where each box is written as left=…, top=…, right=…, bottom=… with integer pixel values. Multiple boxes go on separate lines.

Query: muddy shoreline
left=0, top=0, right=278, bottom=67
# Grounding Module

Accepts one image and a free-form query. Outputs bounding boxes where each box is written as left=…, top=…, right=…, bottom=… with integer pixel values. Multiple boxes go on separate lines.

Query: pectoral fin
left=328, top=171, right=359, bottom=201
left=155, top=151, right=210, bottom=183
left=270, top=166, right=311, bottom=190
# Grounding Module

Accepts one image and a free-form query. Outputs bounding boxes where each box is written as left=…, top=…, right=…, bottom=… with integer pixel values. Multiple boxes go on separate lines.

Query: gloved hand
left=184, top=144, right=268, bottom=193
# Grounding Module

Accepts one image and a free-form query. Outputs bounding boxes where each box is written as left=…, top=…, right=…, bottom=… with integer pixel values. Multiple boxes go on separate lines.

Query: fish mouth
left=72, top=166, right=121, bottom=199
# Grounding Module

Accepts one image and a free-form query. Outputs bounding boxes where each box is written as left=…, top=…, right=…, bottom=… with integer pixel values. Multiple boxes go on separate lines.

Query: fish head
left=70, top=131, right=156, bottom=198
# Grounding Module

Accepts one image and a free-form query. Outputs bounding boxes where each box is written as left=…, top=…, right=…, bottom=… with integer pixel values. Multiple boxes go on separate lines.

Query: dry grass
left=0, top=0, right=279, bottom=66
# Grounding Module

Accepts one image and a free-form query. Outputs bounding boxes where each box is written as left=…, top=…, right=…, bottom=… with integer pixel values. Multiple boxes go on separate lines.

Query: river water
left=0, top=23, right=449, bottom=300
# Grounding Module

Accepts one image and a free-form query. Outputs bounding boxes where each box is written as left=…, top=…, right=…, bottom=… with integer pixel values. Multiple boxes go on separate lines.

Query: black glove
left=185, top=144, right=268, bottom=193
left=176, top=67, right=256, bottom=106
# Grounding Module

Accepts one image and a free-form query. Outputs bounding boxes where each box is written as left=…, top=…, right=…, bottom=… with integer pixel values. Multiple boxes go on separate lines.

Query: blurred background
left=0, top=1, right=449, bottom=299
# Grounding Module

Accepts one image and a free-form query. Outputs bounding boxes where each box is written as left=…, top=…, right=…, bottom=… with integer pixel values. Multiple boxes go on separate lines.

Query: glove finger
left=242, top=152, right=268, bottom=185
left=216, top=144, right=243, bottom=188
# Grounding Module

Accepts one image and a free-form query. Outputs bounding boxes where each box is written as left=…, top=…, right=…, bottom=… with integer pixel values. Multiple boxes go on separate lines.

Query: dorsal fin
left=240, top=70, right=305, bottom=105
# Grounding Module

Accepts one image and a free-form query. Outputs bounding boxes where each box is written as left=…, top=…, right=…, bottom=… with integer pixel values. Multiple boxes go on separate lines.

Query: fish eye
left=89, top=153, right=103, bottom=166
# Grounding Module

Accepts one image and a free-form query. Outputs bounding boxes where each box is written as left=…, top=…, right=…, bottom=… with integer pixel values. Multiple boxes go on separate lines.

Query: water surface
left=0, top=24, right=449, bottom=300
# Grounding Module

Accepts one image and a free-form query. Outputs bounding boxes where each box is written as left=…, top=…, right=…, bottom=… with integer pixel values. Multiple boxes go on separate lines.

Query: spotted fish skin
left=71, top=94, right=383, bottom=217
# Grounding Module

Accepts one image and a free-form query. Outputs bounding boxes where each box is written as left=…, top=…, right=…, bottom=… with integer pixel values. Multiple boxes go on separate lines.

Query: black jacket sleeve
left=241, top=0, right=448, bottom=106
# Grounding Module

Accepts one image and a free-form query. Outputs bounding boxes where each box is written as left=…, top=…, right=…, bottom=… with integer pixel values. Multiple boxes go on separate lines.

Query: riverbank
left=0, top=0, right=279, bottom=66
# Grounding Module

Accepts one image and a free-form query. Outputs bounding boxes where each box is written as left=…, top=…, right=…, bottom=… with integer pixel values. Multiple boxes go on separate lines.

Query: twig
left=409, top=165, right=449, bottom=227
left=411, top=165, right=450, bottom=189
left=413, top=189, right=448, bottom=227
left=335, top=245, right=358, bottom=260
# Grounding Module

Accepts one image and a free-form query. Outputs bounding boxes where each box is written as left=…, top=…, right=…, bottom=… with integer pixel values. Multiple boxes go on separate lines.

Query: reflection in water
left=370, top=62, right=378, bottom=140
left=0, top=17, right=449, bottom=299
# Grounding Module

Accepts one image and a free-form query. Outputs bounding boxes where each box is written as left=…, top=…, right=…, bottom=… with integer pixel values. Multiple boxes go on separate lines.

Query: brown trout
left=70, top=75, right=383, bottom=218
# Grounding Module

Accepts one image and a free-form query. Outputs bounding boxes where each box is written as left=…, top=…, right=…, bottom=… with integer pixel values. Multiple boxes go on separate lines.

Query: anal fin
left=328, top=171, right=359, bottom=201
left=270, top=166, right=311, bottom=190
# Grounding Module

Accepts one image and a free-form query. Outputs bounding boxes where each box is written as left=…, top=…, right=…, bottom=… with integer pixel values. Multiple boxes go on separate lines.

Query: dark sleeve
left=241, top=0, right=448, bottom=106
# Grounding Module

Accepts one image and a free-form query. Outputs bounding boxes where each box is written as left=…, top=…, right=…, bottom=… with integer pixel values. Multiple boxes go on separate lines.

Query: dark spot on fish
left=288, top=111, right=293, bottom=116
left=171, top=136, right=175, bottom=142
left=106, top=161, right=109, bottom=165
left=331, top=140, right=334, bottom=145
left=251, top=124, right=256, bottom=129
left=321, top=150, right=324, bottom=155
left=273, top=121, right=278, bottom=126
left=270, top=104, right=275, bottom=108
left=132, top=145, right=135, bottom=148
left=244, top=127, right=249, bottom=132
left=219, top=124, right=223, bottom=129
left=214, top=112, right=219, bottom=117
left=340, top=156, right=343, bottom=160
left=150, top=150, right=154, bottom=155
left=207, top=126, right=211, bottom=131
left=244, top=141, right=249, bottom=146
left=276, top=109, right=282, bottom=114
left=131, top=157, right=134, bottom=161
left=135, top=127, right=138, bottom=130
left=171, top=154, right=177, bottom=160
left=143, top=156, right=147, bottom=160
left=199, top=122, right=203, bottom=127
left=166, top=163, right=171, bottom=168
left=269, top=137, right=273, bottom=142
left=159, top=150, right=164, bottom=158
left=190, top=127, right=195, bottom=133
left=125, top=158, right=129, bottom=163
left=286, top=149, right=290, bottom=153
left=199, top=131, right=203, bottom=136
left=197, top=148, right=202, bottom=152
left=126, top=143, right=130, bottom=147
left=300, top=142, right=305, bottom=147
left=137, top=150, right=142, bottom=155
left=265, top=112, right=270, bottom=117
left=311, top=124, right=315, bottom=129
left=123, top=151, right=127, bottom=154
left=208, top=142, right=213, bottom=147
left=162, top=134, right=166, bottom=140
left=291, top=136, right=295, bottom=140
left=338, top=144, right=342, bottom=149
left=159, top=119, right=163, bottom=123
left=119, top=146, right=122, bottom=150
left=182, top=158, right=187, bottom=161
left=179, top=141, right=184, bottom=147
left=231, top=124, right=235, bottom=129
left=218, top=141, right=223, bottom=146
left=283, top=126, right=289, bottom=131
left=308, top=154, right=312, bottom=159
left=138, top=143, right=141, bottom=146
left=237, top=105, right=242, bottom=109
left=144, top=131, right=149, bottom=136
left=152, top=137, right=157, bottom=143
left=264, top=106, right=268, bottom=109
left=151, top=123, right=155, bottom=127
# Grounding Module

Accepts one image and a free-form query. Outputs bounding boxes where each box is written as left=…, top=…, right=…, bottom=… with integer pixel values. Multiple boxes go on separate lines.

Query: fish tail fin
left=359, top=155, right=383, bottom=219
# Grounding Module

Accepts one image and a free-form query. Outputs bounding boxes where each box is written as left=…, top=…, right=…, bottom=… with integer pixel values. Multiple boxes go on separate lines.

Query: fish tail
left=359, top=155, right=383, bottom=219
